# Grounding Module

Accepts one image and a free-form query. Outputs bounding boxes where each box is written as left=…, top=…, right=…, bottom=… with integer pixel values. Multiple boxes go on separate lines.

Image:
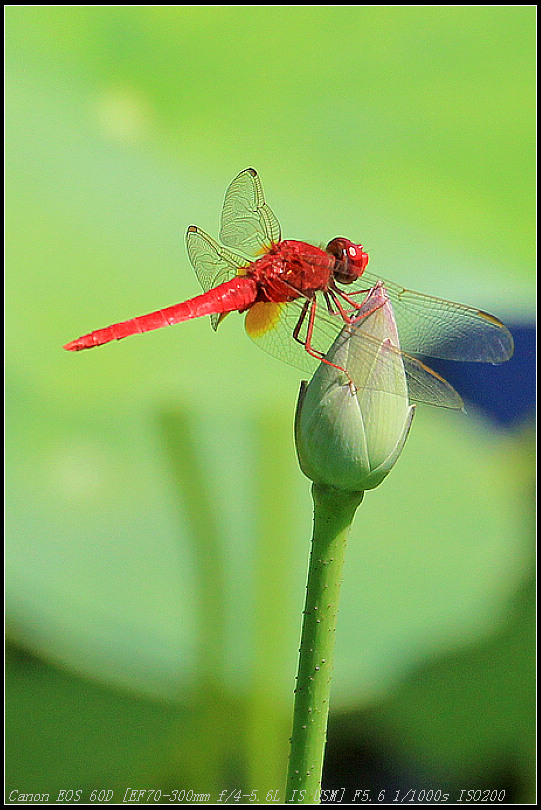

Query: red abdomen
left=64, top=275, right=258, bottom=351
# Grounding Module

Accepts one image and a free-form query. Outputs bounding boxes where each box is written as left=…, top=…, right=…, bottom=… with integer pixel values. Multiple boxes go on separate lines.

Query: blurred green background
left=6, top=6, right=535, bottom=804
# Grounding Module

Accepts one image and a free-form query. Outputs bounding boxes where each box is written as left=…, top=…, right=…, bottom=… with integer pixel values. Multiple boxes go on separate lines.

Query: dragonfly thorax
left=248, top=240, right=333, bottom=303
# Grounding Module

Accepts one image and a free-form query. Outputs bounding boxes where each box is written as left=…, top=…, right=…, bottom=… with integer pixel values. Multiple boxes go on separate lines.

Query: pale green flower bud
left=295, top=282, right=415, bottom=491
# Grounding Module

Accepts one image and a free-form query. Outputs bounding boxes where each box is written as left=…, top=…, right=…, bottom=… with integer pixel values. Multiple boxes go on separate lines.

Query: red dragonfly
left=64, top=168, right=513, bottom=409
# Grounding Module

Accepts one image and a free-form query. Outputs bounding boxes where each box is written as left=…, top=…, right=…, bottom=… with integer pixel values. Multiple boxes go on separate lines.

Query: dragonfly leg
left=326, top=288, right=359, bottom=322
left=292, top=297, right=311, bottom=346
left=331, top=284, right=372, bottom=312
left=301, top=298, right=355, bottom=386
left=330, top=284, right=389, bottom=328
left=323, top=290, right=338, bottom=316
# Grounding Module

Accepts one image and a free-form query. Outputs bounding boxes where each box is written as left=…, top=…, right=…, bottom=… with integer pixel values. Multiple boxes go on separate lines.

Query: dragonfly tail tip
left=63, top=338, right=84, bottom=351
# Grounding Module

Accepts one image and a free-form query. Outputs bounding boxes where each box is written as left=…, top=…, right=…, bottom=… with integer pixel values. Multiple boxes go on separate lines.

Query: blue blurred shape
left=421, top=324, right=535, bottom=428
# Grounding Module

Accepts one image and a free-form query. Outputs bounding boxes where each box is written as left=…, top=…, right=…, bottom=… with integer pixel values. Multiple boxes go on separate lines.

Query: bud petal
left=295, top=283, right=415, bottom=491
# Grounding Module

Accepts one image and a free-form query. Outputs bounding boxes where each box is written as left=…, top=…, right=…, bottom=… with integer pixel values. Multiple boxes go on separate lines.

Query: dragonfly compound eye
left=326, top=237, right=367, bottom=284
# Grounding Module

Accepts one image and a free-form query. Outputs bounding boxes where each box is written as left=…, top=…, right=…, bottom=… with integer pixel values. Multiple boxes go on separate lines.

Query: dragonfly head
left=326, top=237, right=369, bottom=284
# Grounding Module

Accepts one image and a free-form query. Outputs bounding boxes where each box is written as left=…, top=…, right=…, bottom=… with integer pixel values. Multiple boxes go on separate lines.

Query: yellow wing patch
left=245, top=301, right=284, bottom=338
left=255, top=242, right=273, bottom=256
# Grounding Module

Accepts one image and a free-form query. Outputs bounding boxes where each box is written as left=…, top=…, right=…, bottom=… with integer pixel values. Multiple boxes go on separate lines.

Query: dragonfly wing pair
left=186, top=168, right=281, bottom=330
left=219, top=166, right=281, bottom=254
left=358, top=272, right=514, bottom=364
left=243, top=294, right=465, bottom=410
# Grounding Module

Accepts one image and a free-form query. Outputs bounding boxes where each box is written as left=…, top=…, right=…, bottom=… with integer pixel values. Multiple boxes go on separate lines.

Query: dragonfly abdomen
left=64, top=276, right=258, bottom=351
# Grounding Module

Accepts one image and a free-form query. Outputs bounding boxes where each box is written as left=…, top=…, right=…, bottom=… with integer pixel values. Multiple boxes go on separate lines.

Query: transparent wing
left=353, top=271, right=514, bottom=364
left=185, top=225, right=248, bottom=330
left=244, top=292, right=464, bottom=409
left=219, top=168, right=281, bottom=256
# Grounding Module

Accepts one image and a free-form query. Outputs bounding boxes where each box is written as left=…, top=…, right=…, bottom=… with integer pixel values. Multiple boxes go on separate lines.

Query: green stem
left=285, top=483, right=364, bottom=804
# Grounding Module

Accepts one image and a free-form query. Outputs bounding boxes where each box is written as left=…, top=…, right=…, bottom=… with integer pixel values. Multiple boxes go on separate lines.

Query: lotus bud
left=295, top=282, right=415, bottom=491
